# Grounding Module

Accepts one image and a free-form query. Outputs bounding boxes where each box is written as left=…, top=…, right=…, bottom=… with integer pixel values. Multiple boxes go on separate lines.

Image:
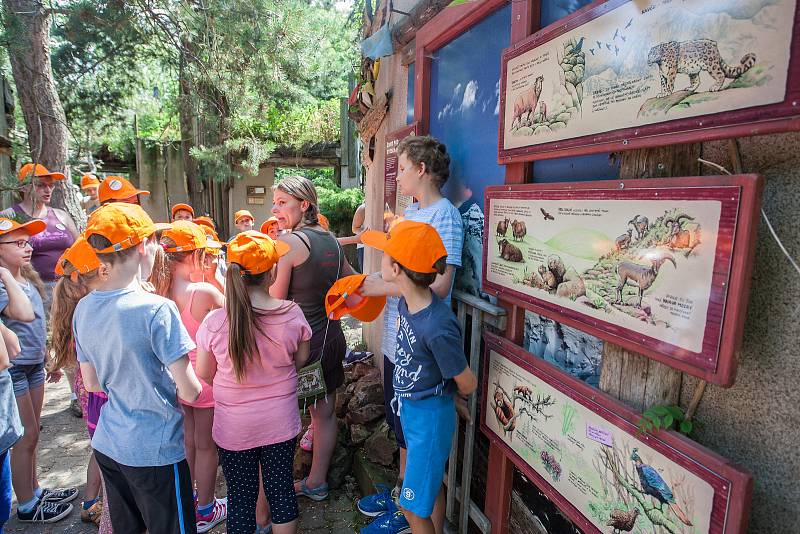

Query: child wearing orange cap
left=49, top=237, right=113, bottom=529
left=172, top=203, right=195, bottom=222
left=75, top=203, right=202, bottom=533
left=361, top=221, right=476, bottom=534
left=233, top=210, right=255, bottom=233
left=150, top=221, right=226, bottom=532
left=0, top=217, right=78, bottom=523
left=195, top=231, right=311, bottom=534
left=97, top=176, right=150, bottom=205
left=259, top=217, right=280, bottom=240
left=81, top=174, right=101, bottom=215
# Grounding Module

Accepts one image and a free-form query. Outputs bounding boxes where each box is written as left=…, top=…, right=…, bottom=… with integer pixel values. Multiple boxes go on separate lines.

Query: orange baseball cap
left=171, top=203, right=195, bottom=218
left=18, top=163, right=65, bottom=182
left=98, top=176, right=150, bottom=204
left=0, top=218, right=46, bottom=237
left=193, top=216, right=216, bottom=230
left=85, top=202, right=156, bottom=253
left=161, top=220, right=220, bottom=252
left=260, top=217, right=279, bottom=234
left=361, top=220, right=447, bottom=273
left=325, top=274, right=386, bottom=322
left=318, top=213, right=330, bottom=230
left=234, top=209, right=254, bottom=223
left=80, top=174, right=100, bottom=189
left=55, top=236, right=101, bottom=277
left=227, top=231, right=290, bottom=275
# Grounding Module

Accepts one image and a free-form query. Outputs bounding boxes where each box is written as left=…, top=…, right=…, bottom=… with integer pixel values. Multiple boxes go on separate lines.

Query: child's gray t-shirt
left=0, top=279, right=46, bottom=365
left=74, top=283, right=195, bottom=467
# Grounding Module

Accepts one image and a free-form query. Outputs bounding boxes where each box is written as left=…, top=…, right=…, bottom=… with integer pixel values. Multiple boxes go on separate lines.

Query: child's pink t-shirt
left=195, top=301, right=312, bottom=451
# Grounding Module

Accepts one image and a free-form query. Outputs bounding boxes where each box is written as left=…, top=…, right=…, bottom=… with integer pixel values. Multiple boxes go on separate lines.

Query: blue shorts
left=382, top=355, right=406, bottom=449
left=9, top=363, right=45, bottom=397
left=398, top=395, right=455, bottom=518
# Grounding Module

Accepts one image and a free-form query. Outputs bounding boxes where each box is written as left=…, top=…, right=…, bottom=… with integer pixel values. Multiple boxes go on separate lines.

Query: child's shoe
left=81, top=499, right=103, bottom=525
left=357, top=484, right=393, bottom=517
left=254, top=523, right=273, bottom=534
left=196, top=497, right=227, bottom=533
left=360, top=500, right=411, bottom=534
left=41, top=487, right=79, bottom=503
left=344, top=349, right=373, bottom=367
left=17, top=499, right=73, bottom=523
left=295, top=477, right=329, bottom=501
left=299, top=424, right=314, bottom=452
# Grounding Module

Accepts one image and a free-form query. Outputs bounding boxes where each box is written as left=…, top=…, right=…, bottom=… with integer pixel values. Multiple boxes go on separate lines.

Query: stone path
left=4, top=377, right=368, bottom=533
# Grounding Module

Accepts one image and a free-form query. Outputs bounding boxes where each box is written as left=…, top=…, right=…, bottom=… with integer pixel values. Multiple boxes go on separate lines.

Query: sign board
left=498, top=0, right=800, bottom=162
left=384, top=123, right=417, bottom=219
left=483, top=176, right=762, bottom=386
left=481, top=333, right=752, bottom=534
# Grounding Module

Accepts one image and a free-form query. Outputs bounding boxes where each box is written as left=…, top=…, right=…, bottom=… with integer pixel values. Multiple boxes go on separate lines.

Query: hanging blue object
left=361, top=23, right=395, bottom=59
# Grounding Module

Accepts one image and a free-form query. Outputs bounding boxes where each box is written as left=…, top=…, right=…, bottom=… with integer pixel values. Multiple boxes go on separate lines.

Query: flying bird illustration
left=625, top=18, right=633, bottom=29
left=620, top=35, right=627, bottom=43
left=596, top=40, right=603, bottom=50
left=540, top=208, right=555, bottom=221
left=589, top=48, right=595, bottom=55
left=570, top=37, right=585, bottom=53
left=606, top=43, right=612, bottom=51
left=631, top=449, right=693, bottom=526
left=614, top=45, right=620, bottom=56
left=613, top=28, right=619, bottom=40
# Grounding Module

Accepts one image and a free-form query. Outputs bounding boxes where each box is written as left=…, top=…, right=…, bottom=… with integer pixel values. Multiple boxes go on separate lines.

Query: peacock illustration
left=630, top=448, right=693, bottom=526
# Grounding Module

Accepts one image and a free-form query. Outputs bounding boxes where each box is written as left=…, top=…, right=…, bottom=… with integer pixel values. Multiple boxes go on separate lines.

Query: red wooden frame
left=480, top=332, right=753, bottom=534
left=497, top=0, right=800, bottom=163
left=482, top=175, right=763, bottom=386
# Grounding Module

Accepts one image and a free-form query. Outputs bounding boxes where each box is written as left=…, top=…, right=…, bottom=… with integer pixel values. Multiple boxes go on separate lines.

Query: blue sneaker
left=357, top=484, right=393, bottom=517
left=360, top=500, right=411, bottom=534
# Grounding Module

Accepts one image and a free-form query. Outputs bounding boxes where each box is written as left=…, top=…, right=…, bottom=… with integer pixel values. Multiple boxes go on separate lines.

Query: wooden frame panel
left=481, top=332, right=753, bottom=534
left=482, top=175, right=763, bottom=386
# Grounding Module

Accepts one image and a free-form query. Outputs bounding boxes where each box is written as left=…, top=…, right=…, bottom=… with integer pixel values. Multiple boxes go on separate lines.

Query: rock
left=556, top=278, right=586, bottom=300
left=561, top=62, right=573, bottom=72
left=345, top=382, right=357, bottom=395
left=565, top=70, right=577, bottom=85
left=336, top=391, right=353, bottom=417
left=563, top=266, right=581, bottom=282
left=574, top=64, right=584, bottom=80
left=533, top=125, right=552, bottom=135
left=348, top=375, right=384, bottom=412
left=328, top=420, right=354, bottom=489
left=364, top=422, right=398, bottom=467
left=516, top=126, right=534, bottom=136
left=347, top=403, right=385, bottom=425
left=351, top=424, right=371, bottom=445
left=344, top=361, right=374, bottom=385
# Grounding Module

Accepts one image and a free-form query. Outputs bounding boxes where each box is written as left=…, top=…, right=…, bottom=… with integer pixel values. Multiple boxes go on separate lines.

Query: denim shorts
left=9, top=362, right=45, bottom=397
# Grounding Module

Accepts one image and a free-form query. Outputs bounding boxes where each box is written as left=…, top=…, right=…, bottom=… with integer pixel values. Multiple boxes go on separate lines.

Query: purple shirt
left=16, top=205, right=74, bottom=281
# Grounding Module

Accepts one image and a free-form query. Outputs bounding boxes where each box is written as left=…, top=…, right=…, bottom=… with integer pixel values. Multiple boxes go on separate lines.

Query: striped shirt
left=381, top=198, right=463, bottom=363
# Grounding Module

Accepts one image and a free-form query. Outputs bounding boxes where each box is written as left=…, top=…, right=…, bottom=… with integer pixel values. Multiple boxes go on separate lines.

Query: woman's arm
left=196, top=346, right=218, bottom=384
left=294, top=339, right=311, bottom=370
left=0, top=269, right=34, bottom=321
left=270, top=233, right=304, bottom=300
left=80, top=362, right=103, bottom=392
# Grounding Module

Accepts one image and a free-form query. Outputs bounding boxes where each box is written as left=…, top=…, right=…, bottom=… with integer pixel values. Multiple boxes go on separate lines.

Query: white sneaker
left=196, top=497, right=227, bottom=533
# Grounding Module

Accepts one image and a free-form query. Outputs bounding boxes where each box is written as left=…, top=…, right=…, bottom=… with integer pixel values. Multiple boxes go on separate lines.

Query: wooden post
left=598, top=143, right=701, bottom=411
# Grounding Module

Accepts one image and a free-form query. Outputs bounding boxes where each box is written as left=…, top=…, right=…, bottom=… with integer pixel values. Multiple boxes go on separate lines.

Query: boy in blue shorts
left=362, top=221, right=477, bottom=534
left=75, top=203, right=202, bottom=533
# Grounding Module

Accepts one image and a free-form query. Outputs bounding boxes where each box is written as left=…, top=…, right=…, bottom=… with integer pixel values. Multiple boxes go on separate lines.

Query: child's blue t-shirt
left=74, top=283, right=195, bottom=467
left=0, top=279, right=46, bottom=365
left=393, top=293, right=467, bottom=401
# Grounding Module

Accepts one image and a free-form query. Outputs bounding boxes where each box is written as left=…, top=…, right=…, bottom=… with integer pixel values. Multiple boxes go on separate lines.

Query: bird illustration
left=606, top=509, right=639, bottom=533
left=606, top=43, right=612, bottom=51
left=613, top=28, right=619, bottom=40
left=625, top=18, right=633, bottom=29
left=631, top=449, right=693, bottom=526
left=620, top=35, right=627, bottom=43
left=540, top=208, right=554, bottom=221
left=570, top=37, right=585, bottom=53
left=614, top=45, right=620, bottom=56
left=589, top=48, right=595, bottom=55
left=596, top=40, right=603, bottom=50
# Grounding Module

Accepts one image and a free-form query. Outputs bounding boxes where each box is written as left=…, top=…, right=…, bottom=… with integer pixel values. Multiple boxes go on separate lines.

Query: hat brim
left=15, top=219, right=47, bottom=237
left=36, top=172, right=65, bottom=181
left=360, top=230, right=389, bottom=251
left=154, top=222, right=173, bottom=232
left=171, top=204, right=194, bottom=216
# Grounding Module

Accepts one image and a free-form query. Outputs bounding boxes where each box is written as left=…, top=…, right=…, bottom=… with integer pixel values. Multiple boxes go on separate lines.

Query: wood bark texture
left=178, top=52, right=206, bottom=213
left=598, top=143, right=701, bottom=412
left=4, top=0, right=85, bottom=228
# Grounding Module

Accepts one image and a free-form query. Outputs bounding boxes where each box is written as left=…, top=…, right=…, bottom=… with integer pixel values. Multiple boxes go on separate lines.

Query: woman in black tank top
left=270, top=175, right=355, bottom=500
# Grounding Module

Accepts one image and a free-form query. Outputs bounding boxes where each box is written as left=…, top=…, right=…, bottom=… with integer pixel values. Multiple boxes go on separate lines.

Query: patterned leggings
left=218, top=438, right=298, bottom=533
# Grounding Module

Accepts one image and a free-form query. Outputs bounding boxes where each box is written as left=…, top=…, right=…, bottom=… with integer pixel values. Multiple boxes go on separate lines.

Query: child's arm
left=168, top=356, right=203, bottom=403
left=195, top=346, right=217, bottom=384
left=0, top=329, right=10, bottom=371
left=0, top=324, right=20, bottom=361
left=0, top=268, right=34, bottom=321
left=360, top=271, right=402, bottom=298
left=429, top=265, right=457, bottom=300
left=80, top=362, right=103, bottom=392
left=294, top=340, right=311, bottom=370
left=453, top=367, right=478, bottom=397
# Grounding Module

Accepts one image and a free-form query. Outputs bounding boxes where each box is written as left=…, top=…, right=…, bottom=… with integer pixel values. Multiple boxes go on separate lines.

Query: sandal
left=294, top=477, right=329, bottom=501
left=299, top=424, right=313, bottom=452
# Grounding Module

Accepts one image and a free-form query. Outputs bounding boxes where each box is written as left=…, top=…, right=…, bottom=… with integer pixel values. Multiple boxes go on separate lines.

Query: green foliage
left=638, top=405, right=694, bottom=436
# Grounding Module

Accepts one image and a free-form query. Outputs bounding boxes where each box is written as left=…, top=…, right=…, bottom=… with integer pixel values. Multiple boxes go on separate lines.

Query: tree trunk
left=598, top=143, right=701, bottom=412
left=3, top=0, right=85, bottom=229
left=178, top=52, right=206, bottom=213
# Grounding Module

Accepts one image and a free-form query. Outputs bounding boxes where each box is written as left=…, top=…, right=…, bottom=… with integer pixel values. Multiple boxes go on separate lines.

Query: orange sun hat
left=55, top=236, right=101, bottom=277
left=260, top=217, right=279, bottom=234
left=161, top=220, right=221, bottom=252
left=85, top=202, right=156, bottom=253
left=361, top=220, right=447, bottom=274
left=171, top=203, right=195, bottom=218
left=325, top=274, right=386, bottom=322
left=234, top=209, right=254, bottom=223
left=98, top=176, right=150, bottom=204
left=227, top=231, right=289, bottom=275
left=0, top=218, right=47, bottom=238
left=80, top=174, right=100, bottom=189
left=18, top=163, right=65, bottom=182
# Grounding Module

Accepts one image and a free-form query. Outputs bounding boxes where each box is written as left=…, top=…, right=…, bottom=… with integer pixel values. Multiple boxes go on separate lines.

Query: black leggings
left=218, top=438, right=298, bottom=533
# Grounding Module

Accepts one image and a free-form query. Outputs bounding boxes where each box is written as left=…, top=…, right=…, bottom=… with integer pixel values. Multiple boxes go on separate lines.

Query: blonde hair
left=50, top=265, right=100, bottom=371
left=149, top=236, right=205, bottom=297
left=273, top=175, right=320, bottom=227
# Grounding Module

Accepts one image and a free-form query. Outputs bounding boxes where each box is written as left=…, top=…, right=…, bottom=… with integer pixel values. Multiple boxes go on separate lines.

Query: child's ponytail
left=149, top=238, right=205, bottom=297
left=50, top=267, right=99, bottom=371
left=224, top=263, right=266, bottom=383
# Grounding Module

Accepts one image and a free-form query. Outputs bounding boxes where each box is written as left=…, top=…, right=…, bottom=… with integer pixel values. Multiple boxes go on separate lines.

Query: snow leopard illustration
left=647, top=39, right=756, bottom=97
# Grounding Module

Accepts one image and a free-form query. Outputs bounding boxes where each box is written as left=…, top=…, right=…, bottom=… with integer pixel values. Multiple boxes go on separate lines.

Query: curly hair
left=396, top=135, right=451, bottom=189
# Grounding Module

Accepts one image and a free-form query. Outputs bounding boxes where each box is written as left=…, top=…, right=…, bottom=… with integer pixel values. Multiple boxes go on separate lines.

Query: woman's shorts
left=308, top=326, right=346, bottom=395
left=9, top=362, right=45, bottom=397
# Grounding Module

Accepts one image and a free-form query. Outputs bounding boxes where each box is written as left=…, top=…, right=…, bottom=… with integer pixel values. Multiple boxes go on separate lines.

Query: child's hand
left=455, top=394, right=472, bottom=422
